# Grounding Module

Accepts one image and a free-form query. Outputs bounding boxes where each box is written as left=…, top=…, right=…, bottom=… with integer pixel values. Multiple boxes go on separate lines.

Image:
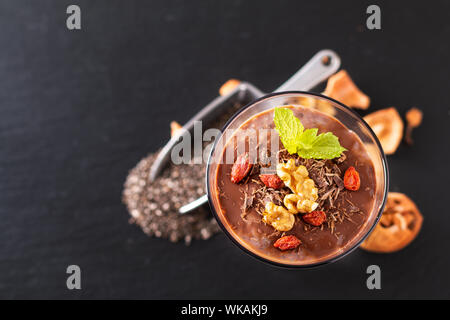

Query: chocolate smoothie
left=213, top=106, right=376, bottom=265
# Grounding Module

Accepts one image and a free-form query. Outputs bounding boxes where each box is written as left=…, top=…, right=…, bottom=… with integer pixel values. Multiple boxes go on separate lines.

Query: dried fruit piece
left=219, top=79, right=241, bottom=96
left=364, top=107, right=404, bottom=155
left=323, top=70, right=370, bottom=109
left=405, top=107, right=423, bottom=128
left=343, top=166, right=361, bottom=191
left=259, top=174, right=284, bottom=189
left=405, top=107, right=423, bottom=145
left=361, top=192, right=423, bottom=253
left=273, top=235, right=301, bottom=251
left=302, top=210, right=327, bottom=226
left=170, top=121, right=183, bottom=137
left=230, top=152, right=252, bottom=184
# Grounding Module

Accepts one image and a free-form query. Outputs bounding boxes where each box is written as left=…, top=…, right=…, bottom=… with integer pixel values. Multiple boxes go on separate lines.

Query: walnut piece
left=284, top=193, right=318, bottom=214
left=262, top=202, right=295, bottom=232
left=276, top=159, right=319, bottom=213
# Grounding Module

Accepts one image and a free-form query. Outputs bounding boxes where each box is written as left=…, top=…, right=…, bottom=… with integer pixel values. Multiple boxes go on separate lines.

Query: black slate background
left=0, top=0, right=449, bottom=299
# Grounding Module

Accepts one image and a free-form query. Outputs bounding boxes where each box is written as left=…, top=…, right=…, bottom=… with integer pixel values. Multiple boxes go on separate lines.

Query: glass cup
left=206, top=92, right=388, bottom=268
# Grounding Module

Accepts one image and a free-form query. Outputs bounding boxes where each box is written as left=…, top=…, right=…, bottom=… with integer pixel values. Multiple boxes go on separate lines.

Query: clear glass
left=206, top=92, right=388, bottom=268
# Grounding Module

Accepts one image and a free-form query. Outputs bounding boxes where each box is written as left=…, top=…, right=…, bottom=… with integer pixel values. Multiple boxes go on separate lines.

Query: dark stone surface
left=0, top=0, right=449, bottom=299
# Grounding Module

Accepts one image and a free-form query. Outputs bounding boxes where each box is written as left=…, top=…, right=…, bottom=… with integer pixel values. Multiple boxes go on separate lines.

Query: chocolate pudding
left=212, top=106, right=377, bottom=265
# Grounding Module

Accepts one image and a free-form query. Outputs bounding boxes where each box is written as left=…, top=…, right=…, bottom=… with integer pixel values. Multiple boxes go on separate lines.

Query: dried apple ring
left=170, top=121, right=183, bottom=137
left=219, top=79, right=241, bottom=96
left=360, top=192, right=423, bottom=253
left=405, top=107, right=423, bottom=145
left=323, top=70, right=370, bottom=109
left=363, top=107, right=404, bottom=155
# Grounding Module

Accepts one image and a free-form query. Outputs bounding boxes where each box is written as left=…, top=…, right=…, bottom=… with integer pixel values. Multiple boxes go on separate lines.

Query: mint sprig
left=274, top=107, right=346, bottom=159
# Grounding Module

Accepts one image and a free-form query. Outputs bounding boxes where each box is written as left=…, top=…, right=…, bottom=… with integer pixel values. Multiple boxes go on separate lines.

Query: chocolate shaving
left=240, top=187, right=255, bottom=220
left=332, top=175, right=344, bottom=190
left=334, top=153, right=346, bottom=164
left=297, top=158, right=344, bottom=210
left=277, top=149, right=362, bottom=234
left=240, top=149, right=363, bottom=235
left=239, top=164, right=291, bottom=221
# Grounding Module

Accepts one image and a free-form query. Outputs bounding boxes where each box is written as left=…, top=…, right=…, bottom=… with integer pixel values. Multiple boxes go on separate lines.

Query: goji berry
left=343, top=166, right=361, bottom=191
left=259, top=174, right=284, bottom=189
left=302, top=210, right=327, bottom=226
left=273, top=235, right=301, bottom=251
left=230, top=152, right=252, bottom=183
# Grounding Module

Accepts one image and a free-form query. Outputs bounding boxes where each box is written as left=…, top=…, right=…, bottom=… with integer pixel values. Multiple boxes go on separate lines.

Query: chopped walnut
left=284, top=193, right=319, bottom=214
left=262, top=202, right=295, bottom=232
left=276, top=159, right=319, bottom=213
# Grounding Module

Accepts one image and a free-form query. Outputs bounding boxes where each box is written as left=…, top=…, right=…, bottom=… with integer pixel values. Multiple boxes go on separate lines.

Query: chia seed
left=122, top=102, right=243, bottom=244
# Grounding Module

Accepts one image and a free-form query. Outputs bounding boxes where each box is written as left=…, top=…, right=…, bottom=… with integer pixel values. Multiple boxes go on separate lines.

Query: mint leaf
left=297, top=132, right=347, bottom=159
left=273, top=107, right=304, bottom=154
left=297, top=128, right=318, bottom=150
left=273, top=107, right=346, bottom=159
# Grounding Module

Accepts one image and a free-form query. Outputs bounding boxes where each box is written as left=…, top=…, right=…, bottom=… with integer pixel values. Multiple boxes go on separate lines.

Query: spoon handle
left=275, top=49, right=340, bottom=92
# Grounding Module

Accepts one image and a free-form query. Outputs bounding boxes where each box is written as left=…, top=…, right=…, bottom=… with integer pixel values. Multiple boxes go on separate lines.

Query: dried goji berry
left=273, top=235, right=301, bottom=251
left=230, top=152, right=253, bottom=184
left=259, top=174, right=284, bottom=189
left=302, top=210, right=327, bottom=226
left=343, top=166, right=361, bottom=191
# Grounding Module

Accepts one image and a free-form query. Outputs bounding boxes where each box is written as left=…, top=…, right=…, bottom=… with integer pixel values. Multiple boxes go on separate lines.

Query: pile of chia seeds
left=122, top=102, right=243, bottom=244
